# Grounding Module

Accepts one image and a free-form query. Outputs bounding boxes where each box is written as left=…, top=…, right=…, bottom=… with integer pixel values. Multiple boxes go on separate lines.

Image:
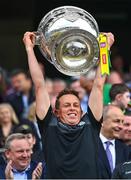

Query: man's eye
left=74, top=104, right=79, bottom=107
left=64, top=104, right=69, bottom=107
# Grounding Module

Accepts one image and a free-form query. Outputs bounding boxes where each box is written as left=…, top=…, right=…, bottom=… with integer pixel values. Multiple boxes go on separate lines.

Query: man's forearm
left=26, top=47, right=45, bottom=88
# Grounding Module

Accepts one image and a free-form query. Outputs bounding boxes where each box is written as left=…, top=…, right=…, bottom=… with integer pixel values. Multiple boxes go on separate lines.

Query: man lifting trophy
left=23, top=6, right=114, bottom=179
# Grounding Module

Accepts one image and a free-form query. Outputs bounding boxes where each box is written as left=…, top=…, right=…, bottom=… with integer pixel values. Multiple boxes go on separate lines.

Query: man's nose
left=22, top=151, right=29, bottom=157
left=118, top=123, right=123, bottom=130
left=70, top=105, right=76, bottom=110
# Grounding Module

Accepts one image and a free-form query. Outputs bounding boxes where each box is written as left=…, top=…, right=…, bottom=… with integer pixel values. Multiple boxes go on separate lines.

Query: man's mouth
left=68, top=113, right=77, bottom=117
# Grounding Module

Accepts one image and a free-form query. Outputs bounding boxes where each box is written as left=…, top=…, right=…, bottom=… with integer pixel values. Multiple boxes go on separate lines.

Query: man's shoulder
left=5, top=91, right=20, bottom=101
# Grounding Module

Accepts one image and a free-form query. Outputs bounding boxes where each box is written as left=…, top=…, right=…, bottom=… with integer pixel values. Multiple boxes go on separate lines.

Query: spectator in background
left=119, top=110, right=131, bottom=146
left=45, top=78, right=53, bottom=98
left=14, top=124, right=44, bottom=162
left=50, top=78, right=67, bottom=110
left=0, top=103, right=19, bottom=148
left=0, top=133, right=45, bottom=180
left=0, top=67, right=9, bottom=103
left=5, top=69, right=35, bottom=120
left=106, top=70, right=123, bottom=85
left=98, top=105, right=131, bottom=179
left=80, top=68, right=113, bottom=106
left=106, top=49, right=124, bottom=84
left=70, top=77, right=88, bottom=113
left=27, top=101, right=42, bottom=149
left=80, top=68, right=96, bottom=110
left=109, top=83, right=130, bottom=112
left=80, top=67, right=96, bottom=97
left=0, top=103, right=40, bottom=150
left=111, top=54, right=124, bottom=79
left=27, top=102, right=37, bottom=123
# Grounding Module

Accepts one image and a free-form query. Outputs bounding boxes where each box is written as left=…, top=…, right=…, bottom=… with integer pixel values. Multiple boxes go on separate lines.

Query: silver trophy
left=35, top=6, right=100, bottom=76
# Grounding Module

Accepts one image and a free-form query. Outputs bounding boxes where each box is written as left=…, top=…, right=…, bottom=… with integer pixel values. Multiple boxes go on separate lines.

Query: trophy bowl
left=35, top=6, right=100, bottom=76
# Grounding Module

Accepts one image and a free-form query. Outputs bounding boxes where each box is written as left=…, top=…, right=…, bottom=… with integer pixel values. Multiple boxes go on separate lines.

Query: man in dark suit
left=5, top=69, right=35, bottom=120
left=0, top=133, right=45, bottom=180
left=98, top=105, right=131, bottom=179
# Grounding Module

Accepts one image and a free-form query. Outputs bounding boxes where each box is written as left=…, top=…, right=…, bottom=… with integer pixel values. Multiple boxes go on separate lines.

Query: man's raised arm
left=88, top=32, right=114, bottom=121
left=23, top=32, right=50, bottom=120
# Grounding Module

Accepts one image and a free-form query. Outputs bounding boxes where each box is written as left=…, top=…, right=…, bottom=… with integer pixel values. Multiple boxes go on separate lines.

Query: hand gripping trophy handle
left=34, top=31, right=51, bottom=59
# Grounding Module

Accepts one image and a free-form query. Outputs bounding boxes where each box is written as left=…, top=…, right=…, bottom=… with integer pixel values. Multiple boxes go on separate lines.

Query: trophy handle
left=33, top=31, right=42, bottom=45
left=33, top=31, right=51, bottom=60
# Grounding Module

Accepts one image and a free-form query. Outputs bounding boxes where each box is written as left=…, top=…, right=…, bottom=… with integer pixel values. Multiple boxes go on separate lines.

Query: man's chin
left=67, top=119, right=80, bottom=126
left=19, top=161, right=30, bottom=168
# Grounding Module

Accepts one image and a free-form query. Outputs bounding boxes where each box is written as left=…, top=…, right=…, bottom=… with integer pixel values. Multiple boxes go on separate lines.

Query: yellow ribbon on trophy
left=98, top=34, right=111, bottom=75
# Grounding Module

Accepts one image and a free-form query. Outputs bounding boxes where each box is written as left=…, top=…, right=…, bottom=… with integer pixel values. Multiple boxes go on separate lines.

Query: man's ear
left=101, top=122, right=104, bottom=127
left=5, top=150, right=11, bottom=160
left=54, top=109, right=60, bottom=117
left=33, top=136, right=36, bottom=145
left=116, top=94, right=122, bottom=101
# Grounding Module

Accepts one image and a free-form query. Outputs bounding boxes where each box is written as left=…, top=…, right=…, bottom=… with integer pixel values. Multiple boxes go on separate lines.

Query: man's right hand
left=5, top=160, right=14, bottom=180
left=23, top=32, right=35, bottom=51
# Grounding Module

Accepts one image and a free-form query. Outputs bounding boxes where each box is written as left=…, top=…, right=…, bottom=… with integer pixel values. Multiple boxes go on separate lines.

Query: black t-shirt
left=37, top=106, right=101, bottom=179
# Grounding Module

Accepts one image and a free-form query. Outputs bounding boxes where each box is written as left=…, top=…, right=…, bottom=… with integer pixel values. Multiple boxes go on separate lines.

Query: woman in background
left=0, top=103, right=19, bottom=148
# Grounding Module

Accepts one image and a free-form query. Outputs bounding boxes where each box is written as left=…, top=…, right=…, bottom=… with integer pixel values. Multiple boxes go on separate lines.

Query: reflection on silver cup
left=35, top=6, right=100, bottom=76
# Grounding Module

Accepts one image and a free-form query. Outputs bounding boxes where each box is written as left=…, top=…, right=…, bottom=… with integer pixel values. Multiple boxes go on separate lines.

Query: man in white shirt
left=98, top=105, right=131, bottom=179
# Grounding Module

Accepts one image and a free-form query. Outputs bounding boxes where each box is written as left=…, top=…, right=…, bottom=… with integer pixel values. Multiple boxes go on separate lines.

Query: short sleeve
left=87, top=106, right=101, bottom=133
left=36, top=106, right=52, bottom=136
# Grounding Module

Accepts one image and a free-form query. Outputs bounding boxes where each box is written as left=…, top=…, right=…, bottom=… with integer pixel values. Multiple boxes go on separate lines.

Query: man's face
left=55, top=94, right=82, bottom=125
left=5, top=139, right=32, bottom=171
left=119, top=115, right=131, bottom=141
left=102, top=107, right=124, bottom=139
left=119, top=91, right=131, bottom=109
left=11, top=73, right=30, bottom=92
